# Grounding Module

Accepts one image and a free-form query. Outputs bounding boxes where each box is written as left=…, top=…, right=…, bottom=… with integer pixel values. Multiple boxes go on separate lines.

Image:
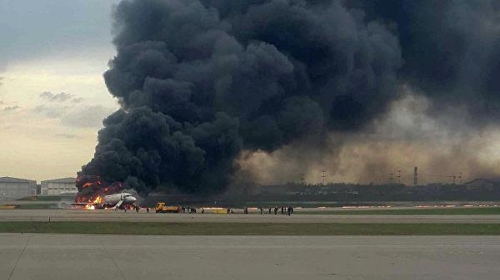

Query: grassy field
left=299, top=207, right=500, bottom=215
left=17, top=204, right=60, bottom=209
left=16, top=196, right=71, bottom=201
left=0, top=222, right=500, bottom=235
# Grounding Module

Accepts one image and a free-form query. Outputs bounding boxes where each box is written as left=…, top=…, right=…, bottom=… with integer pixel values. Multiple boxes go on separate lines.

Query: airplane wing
left=68, top=203, right=91, bottom=206
left=63, top=202, right=101, bottom=209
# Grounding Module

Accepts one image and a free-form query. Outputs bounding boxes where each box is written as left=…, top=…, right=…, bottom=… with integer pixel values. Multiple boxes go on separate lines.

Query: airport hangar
left=0, top=177, right=36, bottom=200
left=0, top=177, right=76, bottom=200
left=40, top=177, right=77, bottom=195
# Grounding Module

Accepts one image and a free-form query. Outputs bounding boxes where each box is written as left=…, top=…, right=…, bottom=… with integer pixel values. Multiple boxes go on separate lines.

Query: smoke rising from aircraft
left=80, top=0, right=500, bottom=194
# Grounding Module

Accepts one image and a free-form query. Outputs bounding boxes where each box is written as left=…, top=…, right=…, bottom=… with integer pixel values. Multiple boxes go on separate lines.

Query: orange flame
left=84, top=195, right=103, bottom=210
left=92, top=196, right=102, bottom=204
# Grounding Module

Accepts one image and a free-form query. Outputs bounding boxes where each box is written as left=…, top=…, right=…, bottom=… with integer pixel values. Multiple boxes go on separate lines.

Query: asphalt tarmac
left=1, top=209, right=500, bottom=223
left=1, top=234, right=499, bottom=280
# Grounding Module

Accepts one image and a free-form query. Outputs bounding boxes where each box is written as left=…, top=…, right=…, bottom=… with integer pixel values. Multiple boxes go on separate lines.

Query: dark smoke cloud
left=81, top=0, right=402, bottom=195
left=346, top=0, right=500, bottom=124
left=242, top=92, right=500, bottom=185
left=82, top=106, right=240, bottom=194
left=81, top=0, right=500, bottom=195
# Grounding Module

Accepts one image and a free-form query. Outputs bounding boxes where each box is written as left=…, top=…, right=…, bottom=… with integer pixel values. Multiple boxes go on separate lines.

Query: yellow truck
left=155, top=202, right=181, bottom=213
left=212, top=208, right=228, bottom=214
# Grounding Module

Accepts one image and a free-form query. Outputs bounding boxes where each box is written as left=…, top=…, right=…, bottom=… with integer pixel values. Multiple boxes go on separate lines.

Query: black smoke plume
left=346, top=0, right=500, bottom=123
left=80, top=0, right=500, bottom=195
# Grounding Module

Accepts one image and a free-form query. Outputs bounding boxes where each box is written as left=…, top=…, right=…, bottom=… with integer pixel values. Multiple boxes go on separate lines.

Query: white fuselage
left=103, top=192, right=137, bottom=207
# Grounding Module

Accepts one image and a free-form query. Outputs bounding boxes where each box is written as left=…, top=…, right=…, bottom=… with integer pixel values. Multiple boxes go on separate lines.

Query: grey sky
left=0, top=0, right=121, bottom=181
left=0, top=0, right=120, bottom=71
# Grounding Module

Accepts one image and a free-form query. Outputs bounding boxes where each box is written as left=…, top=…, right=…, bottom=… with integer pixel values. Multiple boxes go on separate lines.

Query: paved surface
left=1, top=209, right=500, bottom=223
left=0, top=234, right=499, bottom=280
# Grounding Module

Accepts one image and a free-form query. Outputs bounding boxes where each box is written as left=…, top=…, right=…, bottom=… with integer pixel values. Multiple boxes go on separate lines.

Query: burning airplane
left=74, top=175, right=138, bottom=209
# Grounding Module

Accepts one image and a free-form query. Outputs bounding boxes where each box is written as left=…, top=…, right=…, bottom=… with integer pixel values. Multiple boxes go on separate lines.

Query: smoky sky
left=81, top=0, right=500, bottom=195
left=346, top=0, right=500, bottom=122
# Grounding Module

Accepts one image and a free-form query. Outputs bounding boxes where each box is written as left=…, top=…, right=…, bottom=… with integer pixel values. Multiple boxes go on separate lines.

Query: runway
left=1, top=234, right=499, bottom=280
left=1, top=209, right=500, bottom=223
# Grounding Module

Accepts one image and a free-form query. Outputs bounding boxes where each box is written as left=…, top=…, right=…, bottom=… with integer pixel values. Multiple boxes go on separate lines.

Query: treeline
left=143, top=180, right=500, bottom=207
left=241, top=181, right=500, bottom=202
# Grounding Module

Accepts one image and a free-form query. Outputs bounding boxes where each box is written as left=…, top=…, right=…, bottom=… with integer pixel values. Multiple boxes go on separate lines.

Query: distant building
left=464, top=178, right=500, bottom=191
left=40, top=178, right=77, bottom=195
left=0, top=177, right=37, bottom=199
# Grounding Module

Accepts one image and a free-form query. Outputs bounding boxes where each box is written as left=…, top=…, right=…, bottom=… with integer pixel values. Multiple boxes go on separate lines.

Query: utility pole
left=449, top=175, right=456, bottom=184
left=458, top=172, right=462, bottom=184
left=414, top=167, right=418, bottom=186
left=321, top=170, right=326, bottom=185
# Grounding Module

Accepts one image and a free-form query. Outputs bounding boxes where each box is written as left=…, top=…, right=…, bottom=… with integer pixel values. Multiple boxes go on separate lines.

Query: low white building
left=40, top=178, right=77, bottom=195
left=0, top=177, right=37, bottom=199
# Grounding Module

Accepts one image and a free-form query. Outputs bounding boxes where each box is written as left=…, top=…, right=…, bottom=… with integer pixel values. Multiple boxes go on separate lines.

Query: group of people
left=180, top=206, right=197, bottom=213
left=266, top=206, right=294, bottom=215
left=121, top=205, right=141, bottom=213
left=255, top=206, right=294, bottom=215
left=121, top=205, right=294, bottom=215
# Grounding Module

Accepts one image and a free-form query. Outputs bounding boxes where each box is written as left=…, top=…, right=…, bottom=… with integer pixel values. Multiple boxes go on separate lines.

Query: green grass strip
left=17, top=204, right=60, bottom=209
left=0, top=222, right=500, bottom=235
left=300, top=208, right=500, bottom=215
